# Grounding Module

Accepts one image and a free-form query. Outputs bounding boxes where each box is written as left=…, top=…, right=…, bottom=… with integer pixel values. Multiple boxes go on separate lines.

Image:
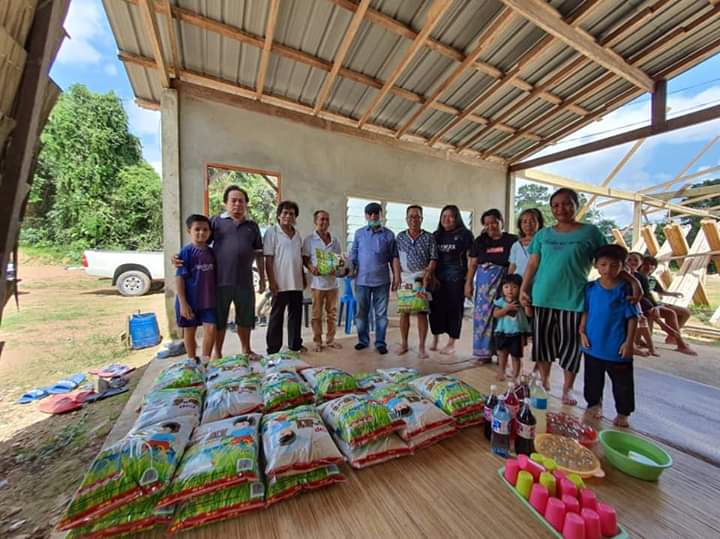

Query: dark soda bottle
left=483, top=384, right=498, bottom=440
left=505, top=382, right=520, bottom=419
left=515, top=373, right=530, bottom=401
left=515, top=398, right=536, bottom=456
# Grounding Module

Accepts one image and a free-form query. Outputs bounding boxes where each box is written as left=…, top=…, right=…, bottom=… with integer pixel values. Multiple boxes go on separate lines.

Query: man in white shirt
left=263, top=201, right=305, bottom=354
left=302, top=210, right=343, bottom=352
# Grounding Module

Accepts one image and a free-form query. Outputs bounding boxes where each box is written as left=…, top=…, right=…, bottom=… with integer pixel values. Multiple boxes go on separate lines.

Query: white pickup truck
left=82, top=250, right=164, bottom=296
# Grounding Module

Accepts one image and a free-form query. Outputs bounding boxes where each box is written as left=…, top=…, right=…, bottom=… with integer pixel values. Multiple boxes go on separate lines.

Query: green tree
left=514, top=182, right=619, bottom=237
left=23, top=84, right=162, bottom=250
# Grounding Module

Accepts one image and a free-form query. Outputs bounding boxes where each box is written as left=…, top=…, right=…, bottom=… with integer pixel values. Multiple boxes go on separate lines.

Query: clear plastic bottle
left=491, top=395, right=511, bottom=458
left=529, top=375, right=548, bottom=434
left=483, top=384, right=498, bottom=441
left=515, top=398, right=536, bottom=455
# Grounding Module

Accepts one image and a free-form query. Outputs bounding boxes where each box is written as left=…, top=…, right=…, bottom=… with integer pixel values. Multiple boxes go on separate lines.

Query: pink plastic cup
left=581, top=508, right=602, bottom=539
left=530, top=483, right=549, bottom=514
left=517, top=453, right=544, bottom=481
left=597, top=502, right=618, bottom=537
left=579, top=488, right=598, bottom=511
left=562, top=512, right=586, bottom=539
left=553, top=469, right=567, bottom=483
left=504, top=459, right=520, bottom=485
left=560, top=478, right=578, bottom=499
left=544, top=497, right=566, bottom=532
left=562, top=494, right=580, bottom=514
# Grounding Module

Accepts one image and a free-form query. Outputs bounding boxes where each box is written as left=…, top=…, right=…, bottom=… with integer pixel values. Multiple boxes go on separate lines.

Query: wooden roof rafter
left=138, top=0, right=169, bottom=87
left=393, top=6, right=515, bottom=140
left=498, top=0, right=654, bottom=92
left=357, top=0, right=453, bottom=129
left=255, top=0, right=279, bottom=98
left=161, top=0, right=180, bottom=72
left=313, top=0, right=370, bottom=115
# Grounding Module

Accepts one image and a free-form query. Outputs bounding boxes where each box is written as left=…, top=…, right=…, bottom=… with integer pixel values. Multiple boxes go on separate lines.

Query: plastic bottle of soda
left=529, top=375, right=548, bottom=434
left=483, top=384, right=498, bottom=441
left=505, top=382, right=520, bottom=419
left=491, top=396, right=511, bottom=458
left=515, top=373, right=530, bottom=401
left=515, top=398, right=536, bottom=455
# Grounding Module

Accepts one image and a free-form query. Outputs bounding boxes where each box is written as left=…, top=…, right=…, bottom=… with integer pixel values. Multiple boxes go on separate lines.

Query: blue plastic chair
left=338, top=277, right=356, bottom=335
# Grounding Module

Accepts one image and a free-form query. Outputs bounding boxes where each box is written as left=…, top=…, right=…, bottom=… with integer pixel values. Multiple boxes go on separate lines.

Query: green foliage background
left=514, top=182, right=618, bottom=237
left=207, top=168, right=277, bottom=228
left=22, top=84, right=162, bottom=256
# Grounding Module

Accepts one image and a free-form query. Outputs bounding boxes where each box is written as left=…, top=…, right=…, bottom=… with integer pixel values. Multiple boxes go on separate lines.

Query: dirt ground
left=0, top=257, right=718, bottom=538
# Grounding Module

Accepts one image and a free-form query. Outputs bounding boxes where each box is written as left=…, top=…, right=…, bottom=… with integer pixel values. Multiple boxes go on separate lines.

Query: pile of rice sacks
left=410, top=374, right=485, bottom=427
left=262, top=405, right=345, bottom=504
left=165, top=414, right=266, bottom=533
left=354, top=371, right=390, bottom=391
left=377, top=367, right=421, bottom=385
left=260, top=351, right=310, bottom=373
left=369, top=384, right=457, bottom=450
left=261, top=370, right=314, bottom=412
left=203, top=355, right=262, bottom=424
left=301, top=366, right=359, bottom=402
left=57, top=359, right=205, bottom=535
left=319, top=394, right=409, bottom=468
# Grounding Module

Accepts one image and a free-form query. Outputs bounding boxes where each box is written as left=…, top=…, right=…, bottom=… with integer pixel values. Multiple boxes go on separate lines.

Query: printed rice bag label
left=151, top=358, right=204, bottom=391
left=134, top=387, right=204, bottom=430
left=354, top=372, right=389, bottom=391
left=206, top=355, right=251, bottom=385
left=302, top=367, right=358, bottom=401
left=66, top=493, right=168, bottom=539
left=59, top=417, right=195, bottom=530
left=377, top=367, right=420, bottom=385
left=332, top=434, right=411, bottom=469
left=315, top=249, right=339, bottom=276
left=261, top=370, right=314, bottom=412
left=396, top=287, right=430, bottom=314
left=410, top=374, right=484, bottom=417
left=202, top=373, right=262, bottom=424
left=318, top=394, right=400, bottom=447
left=262, top=405, right=343, bottom=477
left=266, top=465, right=345, bottom=505
left=159, top=414, right=261, bottom=508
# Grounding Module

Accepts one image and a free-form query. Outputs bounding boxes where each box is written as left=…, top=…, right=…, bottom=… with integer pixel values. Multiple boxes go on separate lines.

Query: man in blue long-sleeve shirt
left=350, top=202, right=399, bottom=354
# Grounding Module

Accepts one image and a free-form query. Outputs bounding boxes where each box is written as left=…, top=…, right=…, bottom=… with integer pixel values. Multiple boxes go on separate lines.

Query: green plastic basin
left=599, top=430, right=672, bottom=481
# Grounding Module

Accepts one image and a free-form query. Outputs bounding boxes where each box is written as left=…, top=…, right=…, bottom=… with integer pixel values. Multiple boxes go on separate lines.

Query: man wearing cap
left=349, top=202, right=399, bottom=355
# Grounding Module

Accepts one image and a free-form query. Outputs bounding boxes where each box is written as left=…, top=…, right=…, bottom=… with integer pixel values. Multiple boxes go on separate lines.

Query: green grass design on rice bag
left=152, top=359, right=204, bottom=390
left=354, top=372, right=387, bottom=390
left=67, top=493, right=165, bottom=538
left=412, top=375, right=484, bottom=416
left=172, top=481, right=265, bottom=524
left=261, top=371, right=312, bottom=412
left=314, top=368, right=357, bottom=399
left=163, top=415, right=260, bottom=505
left=266, top=465, right=343, bottom=500
left=261, top=351, right=301, bottom=367
left=208, top=354, right=250, bottom=370
left=456, top=410, right=484, bottom=425
left=321, top=395, right=394, bottom=445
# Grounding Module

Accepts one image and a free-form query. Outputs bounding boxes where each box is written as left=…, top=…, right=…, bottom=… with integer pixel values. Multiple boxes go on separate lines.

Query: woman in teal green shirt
left=520, top=188, right=641, bottom=405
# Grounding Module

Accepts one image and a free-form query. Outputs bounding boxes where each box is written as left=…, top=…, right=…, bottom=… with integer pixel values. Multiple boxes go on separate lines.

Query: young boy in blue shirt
left=176, top=214, right=217, bottom=364
left=580, top=244, right=640, bottom=427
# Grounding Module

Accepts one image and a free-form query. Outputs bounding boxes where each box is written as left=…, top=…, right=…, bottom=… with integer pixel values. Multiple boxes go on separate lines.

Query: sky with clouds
left=51, top=0, right=720, bottom=226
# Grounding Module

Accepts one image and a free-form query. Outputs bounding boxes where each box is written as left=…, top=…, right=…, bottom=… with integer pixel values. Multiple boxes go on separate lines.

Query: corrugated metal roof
left=103, top=0, right=720, bottom=165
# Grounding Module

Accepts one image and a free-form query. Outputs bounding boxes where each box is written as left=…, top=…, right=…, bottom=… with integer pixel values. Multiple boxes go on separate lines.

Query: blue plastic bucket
left=129, top=312, right=161, bottom=349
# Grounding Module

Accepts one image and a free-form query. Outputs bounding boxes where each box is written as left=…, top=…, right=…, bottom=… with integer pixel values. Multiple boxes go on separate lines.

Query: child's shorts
left=494, top=333, right=524, bottom=358
left=176, top=308, right=217, bottom=328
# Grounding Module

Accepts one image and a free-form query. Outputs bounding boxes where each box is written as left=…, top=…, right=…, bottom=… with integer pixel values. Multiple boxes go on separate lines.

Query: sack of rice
left=369, top=384, right=454, bottom=442
left=377, top=367, right=420, bottom=385
left=455, top=410, right=485, bottom=428
left=262, top=405, right=344, bottom=478
left=301, top=367, right=359, bottom=402
left=354, top=372, right=390, bottom=391
left=333, top=434, right=411, bottom=469
left=169, top=481, right=266, bottom=533
left=409, top=374, right=484, bottom=418
left=202, top=373, right=262, bottom=424
left=318, top=394, right=402, bottom=447
left=261, top=352, right=310, bottom=373
left=396, top=287, right=430, bottom=314
left=261, top=370, right=314, bottom=413
left=206, top=355, right=251, bottom=385
left=151, top=358, right=204, bottom=391
left=405, top=423, right=457, bottom=450
left=134, top=386, right=204, bottom=430
left=265, top=464, right=345, bottom=506
left=58, top=417, right=194, bottom=530
left=66, top=494, right=170, bottom=538
left=158, top=414, right=261, bottom=508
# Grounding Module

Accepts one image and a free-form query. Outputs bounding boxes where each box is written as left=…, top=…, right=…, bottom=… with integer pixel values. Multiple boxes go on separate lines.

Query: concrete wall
left=178, top=92, right=508, bottom=246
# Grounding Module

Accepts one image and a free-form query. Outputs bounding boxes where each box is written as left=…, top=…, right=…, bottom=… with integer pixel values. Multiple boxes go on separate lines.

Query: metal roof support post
left=161, top=87, right=182, bottom=340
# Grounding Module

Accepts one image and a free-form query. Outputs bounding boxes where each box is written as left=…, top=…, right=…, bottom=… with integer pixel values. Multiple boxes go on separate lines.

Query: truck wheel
left=117, top=270, right=151, bottom=296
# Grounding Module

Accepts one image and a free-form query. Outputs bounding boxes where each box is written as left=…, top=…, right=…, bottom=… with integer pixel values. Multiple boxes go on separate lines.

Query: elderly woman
left=520, top=188, right=641, bottom=403
left=465, top=209, right=518, bottom=361
left=508, top=208, right=544, bottom=277
left=429, top=205, right=474, bottom=356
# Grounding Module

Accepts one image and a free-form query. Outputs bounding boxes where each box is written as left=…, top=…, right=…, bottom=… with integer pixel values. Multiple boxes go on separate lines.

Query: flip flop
left=88, top=364, right=134, bottom=378
left=38, top=390, right=95, bottom=414
left=84, top=386, right=129, bottom=403
left=16, top=388, right=50, bottom=404
left=46, top=373, right=86, bottom=394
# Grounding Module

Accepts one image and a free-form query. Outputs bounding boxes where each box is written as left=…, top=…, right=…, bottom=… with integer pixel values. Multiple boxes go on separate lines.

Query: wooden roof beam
left=498, top=0, right=654, bottom=92
left=393, top=8, right=515, bottom=139
left=357, top=0, right=453, bottom=128
left=161, top=0, right=180, bottom=72
left=138, top=0, right=169, bottom=88
left=256, top=0, right=280, bottom=98
left=135, top=97, right=160, bottom=110
left=313, top=0, right=370, bottom=114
